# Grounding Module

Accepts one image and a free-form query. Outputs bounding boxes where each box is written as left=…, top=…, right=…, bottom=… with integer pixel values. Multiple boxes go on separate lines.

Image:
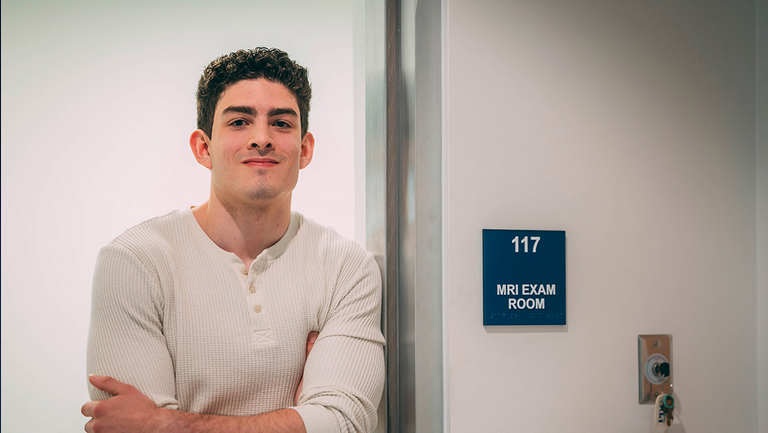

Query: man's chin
left=245, top=188, right=280, bottom=202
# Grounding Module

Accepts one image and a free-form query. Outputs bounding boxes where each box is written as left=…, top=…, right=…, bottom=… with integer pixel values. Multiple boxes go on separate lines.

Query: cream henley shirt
left=86, top=208, right=385, bottom=433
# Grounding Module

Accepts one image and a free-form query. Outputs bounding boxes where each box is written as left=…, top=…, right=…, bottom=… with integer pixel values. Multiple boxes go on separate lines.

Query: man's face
left=192, top=78, right=314, bottom=207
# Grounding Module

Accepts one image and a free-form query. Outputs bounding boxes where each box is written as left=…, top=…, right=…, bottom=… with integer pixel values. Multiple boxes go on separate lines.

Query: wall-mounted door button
left=638, top=334, right=672, bottom=404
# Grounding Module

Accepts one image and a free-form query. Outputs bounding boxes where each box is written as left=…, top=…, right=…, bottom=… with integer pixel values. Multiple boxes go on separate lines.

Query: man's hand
left=294, top=331, right=319, bottom=406
left=81, top=375, right=169, bottom=433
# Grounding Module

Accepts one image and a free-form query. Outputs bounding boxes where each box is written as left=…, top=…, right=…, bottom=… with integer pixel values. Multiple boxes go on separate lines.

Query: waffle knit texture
left=86, top=208, right=385, bottom=433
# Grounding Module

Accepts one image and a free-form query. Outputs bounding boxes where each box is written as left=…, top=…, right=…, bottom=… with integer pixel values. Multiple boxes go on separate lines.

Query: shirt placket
left=243, top=260, right=274, bottom=345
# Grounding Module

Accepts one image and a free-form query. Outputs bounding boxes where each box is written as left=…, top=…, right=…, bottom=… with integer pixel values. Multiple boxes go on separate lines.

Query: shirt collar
left=180, top=207, right=301, bottom=264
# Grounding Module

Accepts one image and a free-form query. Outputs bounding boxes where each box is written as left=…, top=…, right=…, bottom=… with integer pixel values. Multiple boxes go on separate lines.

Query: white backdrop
left=0, top=1, right=357, bottom=431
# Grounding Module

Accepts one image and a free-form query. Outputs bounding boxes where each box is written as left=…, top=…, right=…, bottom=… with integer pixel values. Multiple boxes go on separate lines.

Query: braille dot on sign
left=249, top=285, right=256, bottom=293
left=253, top=305, right=262, bottom=313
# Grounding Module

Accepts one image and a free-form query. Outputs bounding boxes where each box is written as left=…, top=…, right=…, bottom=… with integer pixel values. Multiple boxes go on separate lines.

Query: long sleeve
left=86, top=243, right=179, bottom=409
left=293, top=251, right=386, bottom=433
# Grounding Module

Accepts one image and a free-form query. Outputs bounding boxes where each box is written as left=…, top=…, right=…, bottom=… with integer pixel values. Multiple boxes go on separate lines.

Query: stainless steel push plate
left=638, top=334, right=672, bottom=404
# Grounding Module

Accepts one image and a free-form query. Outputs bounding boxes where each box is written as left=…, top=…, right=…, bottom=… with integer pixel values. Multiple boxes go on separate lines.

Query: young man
left=81, top=48, right=385, bottom=433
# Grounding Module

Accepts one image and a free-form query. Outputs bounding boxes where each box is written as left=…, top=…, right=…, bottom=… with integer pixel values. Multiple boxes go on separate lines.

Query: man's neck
left=192, top=195, right=292, bottom=268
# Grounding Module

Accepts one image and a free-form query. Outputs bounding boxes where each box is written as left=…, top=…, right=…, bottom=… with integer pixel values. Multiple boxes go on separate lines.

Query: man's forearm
left=162, top=407, right=306, bottom=433
left=82, top=375, right=308, bottom=433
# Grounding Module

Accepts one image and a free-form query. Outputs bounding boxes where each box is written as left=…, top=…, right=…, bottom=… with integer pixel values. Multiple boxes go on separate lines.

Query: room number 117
left=511, top=236, right=540, bottom=253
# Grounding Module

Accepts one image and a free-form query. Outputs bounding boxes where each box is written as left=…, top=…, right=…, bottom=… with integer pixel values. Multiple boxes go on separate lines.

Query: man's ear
left=190, top=129, right=213, bottom=170
left=299, top=132, right=315, bottom=170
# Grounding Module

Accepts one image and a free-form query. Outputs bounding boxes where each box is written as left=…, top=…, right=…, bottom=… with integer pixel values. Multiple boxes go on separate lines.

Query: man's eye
left=274, top=120, right=291, bottom=128
left=231, top=119, right=247, bottom=127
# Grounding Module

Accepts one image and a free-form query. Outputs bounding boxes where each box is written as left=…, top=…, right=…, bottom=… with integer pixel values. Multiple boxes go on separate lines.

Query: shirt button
left=240, top=267, right=248, bottom=275
left=253, top=305, right=262, bottom=313
left=249, top=284, right=256, bottom=293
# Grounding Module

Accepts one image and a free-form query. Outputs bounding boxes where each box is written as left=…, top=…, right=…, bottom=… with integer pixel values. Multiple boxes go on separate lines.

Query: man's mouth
left=242, top=157, right=279, bottom=167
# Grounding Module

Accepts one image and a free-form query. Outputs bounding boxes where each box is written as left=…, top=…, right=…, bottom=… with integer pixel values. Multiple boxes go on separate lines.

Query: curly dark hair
left=196, top=47, right=311, bottom=138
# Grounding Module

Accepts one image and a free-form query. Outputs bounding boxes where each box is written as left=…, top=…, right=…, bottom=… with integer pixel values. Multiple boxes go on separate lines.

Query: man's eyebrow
left=268, top=108, right=298, bottom=117
left=220, top=106, right=297, bottom=118
left=221, top=106, right=256, bottom=116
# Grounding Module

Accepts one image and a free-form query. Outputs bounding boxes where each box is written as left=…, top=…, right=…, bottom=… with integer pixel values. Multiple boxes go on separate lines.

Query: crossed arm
left=81, top=333, right=318, bottom=433
left=81, top=374, right=304, bottom=433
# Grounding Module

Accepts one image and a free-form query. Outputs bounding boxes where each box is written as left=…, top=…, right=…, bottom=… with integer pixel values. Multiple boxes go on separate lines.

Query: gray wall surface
left=443, top=0, right=760, bottom=431
left=756, top=0, right=767, bottom=431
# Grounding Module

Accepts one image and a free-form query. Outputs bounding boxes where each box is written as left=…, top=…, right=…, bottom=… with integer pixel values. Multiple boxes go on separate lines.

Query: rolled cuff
left=292, top=404, right=341, bottom=433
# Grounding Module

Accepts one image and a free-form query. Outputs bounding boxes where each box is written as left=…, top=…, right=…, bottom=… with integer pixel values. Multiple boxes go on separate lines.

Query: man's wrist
left=157, top=407, right=223, bottom=433
left=154, top=407, right=180, bottom=433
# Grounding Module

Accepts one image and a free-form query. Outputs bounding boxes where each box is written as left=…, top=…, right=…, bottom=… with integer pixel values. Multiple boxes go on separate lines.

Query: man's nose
left=250, top=142, right=273, bottom=155
left=249, top=125, right=273, bottom=151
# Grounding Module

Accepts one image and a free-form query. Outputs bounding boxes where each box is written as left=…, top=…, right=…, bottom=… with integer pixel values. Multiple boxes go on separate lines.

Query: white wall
left=0, top=1, right=356, bottom=431
left=444, top=1, right=758, bottom=432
